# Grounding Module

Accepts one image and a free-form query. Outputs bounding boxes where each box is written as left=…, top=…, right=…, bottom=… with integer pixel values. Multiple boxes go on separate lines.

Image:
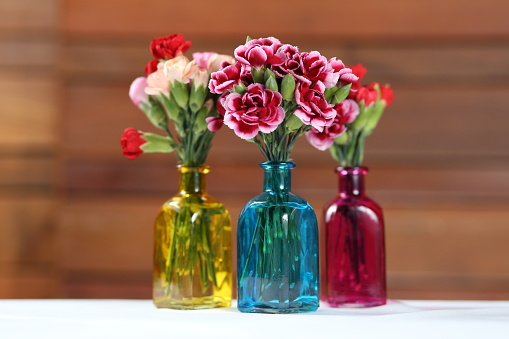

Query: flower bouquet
left=121, top=34, right=234, bottom=309
left=209, top=37, right=359, bottom=313
left=306, top=64, right=394, bottom=307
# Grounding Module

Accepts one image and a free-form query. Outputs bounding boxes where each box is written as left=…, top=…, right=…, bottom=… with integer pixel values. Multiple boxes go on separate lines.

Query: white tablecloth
left=1, top=299, right=508, bottom=339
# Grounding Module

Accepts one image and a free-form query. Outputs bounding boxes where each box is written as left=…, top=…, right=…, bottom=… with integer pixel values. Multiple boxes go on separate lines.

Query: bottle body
left=324, top=167, right=386, bottom=307
left=153, top=165, right=232, bottom=309
left=237, top=162, right=319, bottom=313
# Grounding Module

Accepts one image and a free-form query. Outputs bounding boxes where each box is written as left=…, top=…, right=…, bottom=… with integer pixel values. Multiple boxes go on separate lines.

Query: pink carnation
left=294, top=82, right=336, bottom=132
left=338, top=67, right=359, bottom=85
left=305, top=123, right=346, bottom=151
left=271, top=44, right=300, bottom=77
left=129, top=77, right=148, bottom=107
left=222, top=83, right=284, bottom=139
left=286, top=51, right=342, bottom=88
left=335, top=99, right=360, bottom=124
left=234, top=37, right=285, bottom=68
left=209, top=62, right=243, bottom=94
left=206, top=94, right=227, bottom=132
left=305, top=100, right=358, bottom=151
left=192, top=52, right=217, bottom=70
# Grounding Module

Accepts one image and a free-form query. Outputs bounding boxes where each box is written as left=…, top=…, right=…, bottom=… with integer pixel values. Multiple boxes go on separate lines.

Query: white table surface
left=1, top=299, right=508, bottom=339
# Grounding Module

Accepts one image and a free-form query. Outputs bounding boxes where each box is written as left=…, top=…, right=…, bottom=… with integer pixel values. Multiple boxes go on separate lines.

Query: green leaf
left=324, top=87, right=335, bottom=102
left=245, top=36, right=253, bottom=43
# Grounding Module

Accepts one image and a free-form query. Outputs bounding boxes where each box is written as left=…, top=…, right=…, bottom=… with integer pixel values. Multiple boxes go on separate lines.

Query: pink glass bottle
left=324, top=167, right=386, bottom=307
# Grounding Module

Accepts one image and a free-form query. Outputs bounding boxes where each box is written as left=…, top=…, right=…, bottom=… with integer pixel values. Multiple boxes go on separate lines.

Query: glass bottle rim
left=177, top=164, right=210, bottom=174
left=260, top=161, right=296, bottom=170
left=335, top=166, right=369, bottom=175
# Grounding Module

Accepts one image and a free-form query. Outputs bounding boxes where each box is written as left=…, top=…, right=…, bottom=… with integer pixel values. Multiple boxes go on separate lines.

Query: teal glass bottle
left=237, top=161, right=319, bottom=313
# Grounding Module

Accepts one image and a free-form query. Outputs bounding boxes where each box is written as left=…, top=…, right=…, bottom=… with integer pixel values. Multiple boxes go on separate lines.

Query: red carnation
left=347, top=64, right=367, bottom=100
left=356, top=83, right=379, bottom=106
left=380, top=84, right=394, bottom=106
left=120, top=128, right=146, bottom=160
left=150, top=34, right=192, bottom=60
left=144, top=59, right=159, bottom=76
left=349, top=64, right=368, bottom=83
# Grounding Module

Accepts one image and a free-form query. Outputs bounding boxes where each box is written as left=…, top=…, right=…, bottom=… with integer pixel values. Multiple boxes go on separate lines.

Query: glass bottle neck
left=337, top=167, right=367, bottom=197
left=261, top=161, right=295, bottom=193
left=178, top=165, right=209, bottom=195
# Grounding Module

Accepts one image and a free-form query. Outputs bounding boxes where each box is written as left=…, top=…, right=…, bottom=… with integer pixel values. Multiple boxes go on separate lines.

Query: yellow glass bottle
left=153, top=165, right=232, bottom=309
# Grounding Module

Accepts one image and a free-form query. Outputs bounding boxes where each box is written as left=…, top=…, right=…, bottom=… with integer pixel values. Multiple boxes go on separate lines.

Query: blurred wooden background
left=1, top=0, right=508, bottom=300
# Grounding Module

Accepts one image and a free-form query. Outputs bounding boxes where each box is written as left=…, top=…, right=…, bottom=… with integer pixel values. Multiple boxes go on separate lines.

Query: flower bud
left=265, top=76, right=278, bottom=92
left=264, top=68, right=276, bottom=82
left=281, top=74, right=296, bottom=102
left=331, top=83, right=352, bottom=105
left=193, top=106, right=210, bottom=134
left=159, top=94, right=180, bottom=121
left=251, top=67, right=266, bottom=84
left=129, top=77, right=148, bottom=106
left=189, top=80, right=207, bottom=113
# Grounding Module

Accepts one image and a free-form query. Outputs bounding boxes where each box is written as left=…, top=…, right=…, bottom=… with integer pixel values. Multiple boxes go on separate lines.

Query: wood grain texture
left=55, top=197, right=509, bottom=299
left=0, top=0, right=58, bottom=298
left=62, top=0, right=509, bottom=38
left=0, top=197, right=55, bottom=264
left=0, top=0, right=58, bottom=32
left=1, top=0, right=509, bottom=300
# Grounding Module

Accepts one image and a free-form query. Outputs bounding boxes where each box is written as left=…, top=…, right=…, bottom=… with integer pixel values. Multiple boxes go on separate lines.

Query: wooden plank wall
left=1, top=0, right=508, bottom=300
left=0, top=0, right=59, bottom=297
